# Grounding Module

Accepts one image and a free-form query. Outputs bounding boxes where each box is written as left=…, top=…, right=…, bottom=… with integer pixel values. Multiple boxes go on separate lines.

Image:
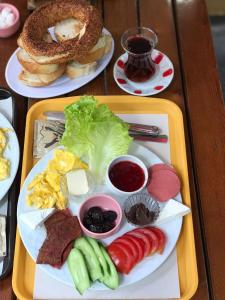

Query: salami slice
left=147, top=169, right=181, bottom=202
left=149, top=163, right=177, bottom=176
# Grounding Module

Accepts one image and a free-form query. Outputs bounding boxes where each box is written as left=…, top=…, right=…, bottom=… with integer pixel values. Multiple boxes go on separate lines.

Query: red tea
left=124, top=36, right=156, bottom=83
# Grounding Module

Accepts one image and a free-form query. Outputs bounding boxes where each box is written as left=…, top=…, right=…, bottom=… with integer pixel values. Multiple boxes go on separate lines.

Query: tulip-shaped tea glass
left=121, top=27, right=158, bottom=83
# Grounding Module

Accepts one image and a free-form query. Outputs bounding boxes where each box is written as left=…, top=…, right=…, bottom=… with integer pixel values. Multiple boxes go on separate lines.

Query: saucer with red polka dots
left=113, top=50, right=174, bottom=96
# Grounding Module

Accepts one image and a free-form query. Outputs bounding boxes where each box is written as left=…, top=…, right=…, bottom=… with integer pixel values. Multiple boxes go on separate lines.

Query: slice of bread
left=17, top=49, right=59, bottom=74
left=54, top=18, right=85, bottom=42
left=66, top=61, right=97, bottom=79
left=77, top=34, right=112, bottom=64
left=19, top=64, right=66, bottom=86
left=104, top=35, right=113, bottom=55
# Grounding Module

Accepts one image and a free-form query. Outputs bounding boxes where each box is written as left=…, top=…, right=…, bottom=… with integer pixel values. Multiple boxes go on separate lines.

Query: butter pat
left=154, top=199, right=191, bottom=225
left=66, top=169, right=89, bottom=195
left=20, top=208, right=55, bottom=230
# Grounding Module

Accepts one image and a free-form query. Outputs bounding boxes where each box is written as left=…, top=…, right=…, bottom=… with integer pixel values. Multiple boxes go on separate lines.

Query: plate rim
left=0, top=112, right=20, bottom=201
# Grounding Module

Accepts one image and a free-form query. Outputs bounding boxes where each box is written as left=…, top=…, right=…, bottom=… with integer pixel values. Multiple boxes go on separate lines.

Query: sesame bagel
left=20, top=0, right=103, bottom=64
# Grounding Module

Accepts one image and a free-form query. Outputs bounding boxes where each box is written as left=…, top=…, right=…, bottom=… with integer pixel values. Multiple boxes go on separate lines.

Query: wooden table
left=0, top=0, right=224, bottom=299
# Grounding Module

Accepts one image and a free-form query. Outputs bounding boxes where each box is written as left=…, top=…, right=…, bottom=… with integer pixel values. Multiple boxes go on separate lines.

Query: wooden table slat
left=175, top=0, right=225, bottom=299
left=103, top=0, right=138, bottom=95
left=139, top=1, right=210, bottom=299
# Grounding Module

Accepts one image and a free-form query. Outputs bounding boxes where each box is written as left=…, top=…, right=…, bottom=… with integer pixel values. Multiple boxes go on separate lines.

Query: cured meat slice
left=37, top=210, right=81, bottom=267
left=148, top=163, right=177, bottom=176
left=45, top=208, right=71, bottom=233
left=147, top=169, right=181, bottom=202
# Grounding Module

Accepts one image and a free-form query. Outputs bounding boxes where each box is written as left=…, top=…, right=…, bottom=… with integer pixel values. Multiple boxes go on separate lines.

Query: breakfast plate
left=5, top=28, right=114, bottom=99
left=17, top=142, right=182, bottom=290
left=0, top=112, right=19, bottom=201
left=113, top=50, right=174, bottom=96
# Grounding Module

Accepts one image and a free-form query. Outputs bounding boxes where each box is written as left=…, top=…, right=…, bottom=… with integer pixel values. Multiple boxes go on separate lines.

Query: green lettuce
left=61, top=96, right=132, bottom=182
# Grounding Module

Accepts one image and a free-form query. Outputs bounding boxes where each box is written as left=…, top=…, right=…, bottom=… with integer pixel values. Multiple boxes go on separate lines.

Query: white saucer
left=113, top=50, right=174, bottom=96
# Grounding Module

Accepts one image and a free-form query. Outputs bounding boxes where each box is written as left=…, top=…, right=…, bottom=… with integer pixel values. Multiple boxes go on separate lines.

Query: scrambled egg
left=27, top=149, right=87, bottom=209
left=0, top=128, right=10, bottom=180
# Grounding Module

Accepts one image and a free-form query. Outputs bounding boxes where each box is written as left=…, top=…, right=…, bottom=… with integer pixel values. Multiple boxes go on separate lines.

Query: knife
left=43, top=111, right=160, bottom=136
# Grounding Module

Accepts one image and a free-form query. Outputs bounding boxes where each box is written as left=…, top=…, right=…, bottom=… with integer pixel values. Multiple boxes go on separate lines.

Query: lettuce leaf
left=61, top=96, right=132, bottom=182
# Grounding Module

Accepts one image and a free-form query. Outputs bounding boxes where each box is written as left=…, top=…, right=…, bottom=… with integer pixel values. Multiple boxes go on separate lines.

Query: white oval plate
left=5, top=28, right=114, bottom=99
left=113, top=50, right=174, bottom=96
left=17, top=142, right=182, bottom=290
left=0, top=112, right=20, bottom=201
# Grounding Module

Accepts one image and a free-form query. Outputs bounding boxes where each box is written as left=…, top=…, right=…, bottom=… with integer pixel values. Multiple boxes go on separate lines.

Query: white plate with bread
left=5, top=27, right=114, bottom=98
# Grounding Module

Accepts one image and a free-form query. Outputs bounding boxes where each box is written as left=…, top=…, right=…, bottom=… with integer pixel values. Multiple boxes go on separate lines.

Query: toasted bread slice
left=54, top=18, right=85, bottom=42
left=17, top=35, right=24, bottom=48
left=104, top=35, right=113, bottom=55
left=19, top=64, right=65, bottom=87
left=77, top=34, right=112, bottom=64
left=66, top=61, right=97, bottom=79
left=17, top=49, right=59, bottom=74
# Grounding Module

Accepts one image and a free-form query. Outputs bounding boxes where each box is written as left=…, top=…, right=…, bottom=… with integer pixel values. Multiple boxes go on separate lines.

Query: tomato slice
left=126, top=231, right=151, bottom=257
left=113, top=237, right=138, bottom=265
left=134, top=228, right=159, bottom=255
left=148, top=227, right=166, bottom=254
left=107, top=243, right=134, bottom=274
left=123, top=234, right=145, bottom=262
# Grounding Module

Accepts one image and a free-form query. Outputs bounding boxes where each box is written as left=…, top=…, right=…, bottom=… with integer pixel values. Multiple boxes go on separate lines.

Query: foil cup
left=124, top=191, right=160, bottom=226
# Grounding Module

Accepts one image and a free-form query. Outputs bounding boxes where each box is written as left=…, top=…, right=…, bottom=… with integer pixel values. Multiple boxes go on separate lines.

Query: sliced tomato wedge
left=134, top=227, right=159, bottom=255
left=126, top=230, right=151, bottom=257
left=113, top=237, right=138, bottom=265
left=148, top=227, right=166, bottom=254
left=123, top=234, right=145, bottom=262
left=107, top=243, right=134, bottom=274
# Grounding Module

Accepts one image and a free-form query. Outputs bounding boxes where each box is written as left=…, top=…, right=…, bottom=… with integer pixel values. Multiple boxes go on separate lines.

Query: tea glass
left=121, top=27, right=158, bottom=83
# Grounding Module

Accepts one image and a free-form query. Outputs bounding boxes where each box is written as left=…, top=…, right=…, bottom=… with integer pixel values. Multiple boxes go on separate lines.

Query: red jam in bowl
left=109, top=161, right=145, bottom=192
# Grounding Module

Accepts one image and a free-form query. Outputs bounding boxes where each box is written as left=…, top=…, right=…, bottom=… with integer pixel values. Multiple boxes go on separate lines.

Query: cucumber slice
left=85, top=237, right=108, bottom=282
left=67, top=248, right=90, bottom=295
left=74, top=237, right=103, bottom=282
left=100, top=245, right=119, bottom=289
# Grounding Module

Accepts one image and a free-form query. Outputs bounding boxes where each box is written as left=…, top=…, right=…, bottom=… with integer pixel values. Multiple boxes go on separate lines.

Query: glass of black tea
left=121, top=27, right=158, bottom=83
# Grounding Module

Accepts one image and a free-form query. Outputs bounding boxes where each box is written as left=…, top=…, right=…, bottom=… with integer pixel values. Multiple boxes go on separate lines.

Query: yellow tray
left=12, top=96, right=198, bottom=300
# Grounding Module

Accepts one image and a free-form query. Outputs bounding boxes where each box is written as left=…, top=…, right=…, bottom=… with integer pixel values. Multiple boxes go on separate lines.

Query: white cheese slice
left=66, top=169, right=89, bottom=196
left=19, top=208, right=55, bottom=230
left=154, top=199, right=191, bottom=225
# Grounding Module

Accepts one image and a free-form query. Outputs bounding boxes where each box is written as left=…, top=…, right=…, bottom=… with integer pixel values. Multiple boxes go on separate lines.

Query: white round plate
left=0, top=112, right=20, bottom=201
left=113, top=50, right=174, bottom=96
left=17, top=142, right=182, bottom=290
left=5, top=28, right=114, bottom=99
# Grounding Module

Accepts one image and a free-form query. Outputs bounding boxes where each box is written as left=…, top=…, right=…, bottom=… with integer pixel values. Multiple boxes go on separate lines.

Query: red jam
left=109, top=161, right=145, bottom=192
left=124, top=36, right=156, bottom=82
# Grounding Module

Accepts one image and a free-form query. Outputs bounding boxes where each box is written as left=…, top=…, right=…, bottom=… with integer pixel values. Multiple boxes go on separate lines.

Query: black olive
left=87, top=207, right=103, bottom=217
left=87, top=206, right=104, bottom=224
left=103, top=210, right=117, bottom=222
left=89, top=224, right=104, bottom=233
left=83, top=216, right=92, bottom=227
left=102, top=221, right=115, bottom=232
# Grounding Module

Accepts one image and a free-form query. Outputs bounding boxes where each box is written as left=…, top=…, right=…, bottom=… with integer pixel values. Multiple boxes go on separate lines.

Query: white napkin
left=34, top=114, right=180, bottom=299
left=0, top=96, right=13, bottom=274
